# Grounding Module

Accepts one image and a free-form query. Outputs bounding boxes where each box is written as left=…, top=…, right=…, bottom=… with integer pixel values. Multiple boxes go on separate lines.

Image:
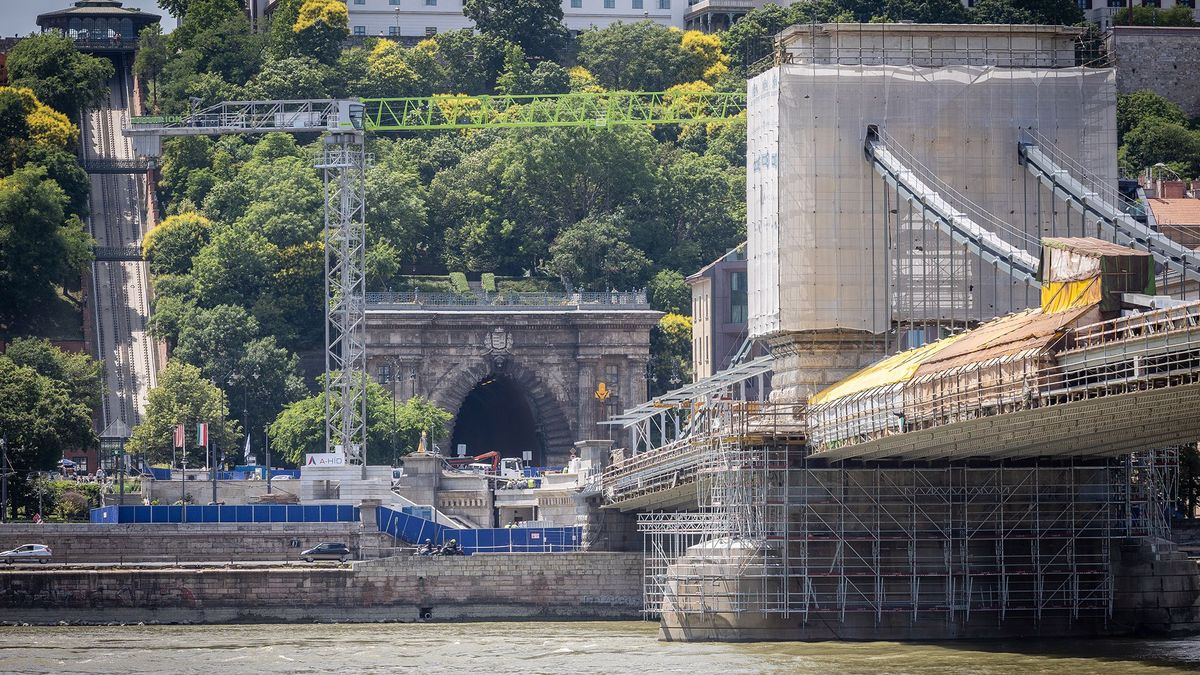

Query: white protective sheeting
left=746, top=63, right=1118, bottom=338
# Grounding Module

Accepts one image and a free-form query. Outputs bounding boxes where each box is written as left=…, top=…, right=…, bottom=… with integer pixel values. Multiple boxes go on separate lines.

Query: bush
left=481, top=272, right=496, bottom=293
left=449, top=271, right=470, bottom=293
left=55, top=491, right=89, bottom=521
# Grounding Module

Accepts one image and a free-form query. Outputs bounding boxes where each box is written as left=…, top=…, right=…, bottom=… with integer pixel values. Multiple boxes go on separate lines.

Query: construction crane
left=125, top=91, right=747, bottom=472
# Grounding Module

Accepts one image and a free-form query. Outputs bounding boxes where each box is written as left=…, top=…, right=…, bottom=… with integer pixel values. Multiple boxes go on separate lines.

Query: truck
left=449, top=452, right=527, bottom=480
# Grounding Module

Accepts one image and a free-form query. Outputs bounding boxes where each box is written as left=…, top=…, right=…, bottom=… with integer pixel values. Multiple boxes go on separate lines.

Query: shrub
left=481, top=272, right=496, bottom=293
left=449, top=271, right=470, bottom=293
left=55, top=491, right=89, bottom=521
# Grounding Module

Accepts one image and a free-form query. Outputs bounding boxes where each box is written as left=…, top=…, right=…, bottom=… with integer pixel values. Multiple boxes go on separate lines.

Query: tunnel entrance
left=449, top=374, right=544, bottom=466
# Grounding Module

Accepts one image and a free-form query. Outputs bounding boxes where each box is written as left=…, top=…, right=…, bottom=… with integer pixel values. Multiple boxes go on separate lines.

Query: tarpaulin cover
left=808, top=331, right=970, bottom=405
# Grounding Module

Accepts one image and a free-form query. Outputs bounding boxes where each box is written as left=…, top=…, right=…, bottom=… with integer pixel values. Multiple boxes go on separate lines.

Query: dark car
left=300, top=542, right=351, bottom=562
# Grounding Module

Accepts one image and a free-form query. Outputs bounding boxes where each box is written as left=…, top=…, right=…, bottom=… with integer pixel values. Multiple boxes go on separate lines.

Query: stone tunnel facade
left=364, top=307, right=662, bottom=466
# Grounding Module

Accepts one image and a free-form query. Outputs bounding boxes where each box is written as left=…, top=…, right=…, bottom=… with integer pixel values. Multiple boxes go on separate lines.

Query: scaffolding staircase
left=1018, top=130, right=1200, bottom=286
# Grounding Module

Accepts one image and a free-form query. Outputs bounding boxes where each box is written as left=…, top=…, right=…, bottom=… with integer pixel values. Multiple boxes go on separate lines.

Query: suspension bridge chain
left=125, top=92, right=745, bottom=462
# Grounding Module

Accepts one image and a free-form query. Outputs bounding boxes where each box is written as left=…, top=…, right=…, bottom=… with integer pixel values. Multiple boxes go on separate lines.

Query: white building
left=337, top=0, right=686, bottom=40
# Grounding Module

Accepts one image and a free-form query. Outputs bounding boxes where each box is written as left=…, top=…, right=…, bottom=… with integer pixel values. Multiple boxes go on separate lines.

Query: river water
left=2, top=621, right=1200, bottom=674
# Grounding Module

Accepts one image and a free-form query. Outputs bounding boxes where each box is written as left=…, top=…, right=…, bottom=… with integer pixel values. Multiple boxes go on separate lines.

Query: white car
left=0, top=544, right=52, bottom=564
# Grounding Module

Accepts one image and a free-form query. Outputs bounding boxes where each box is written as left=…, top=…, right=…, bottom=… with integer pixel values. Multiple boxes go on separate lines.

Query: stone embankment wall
left=0, top=552, right=644, bottom=624
left=0, top=523, right=384, bottom=563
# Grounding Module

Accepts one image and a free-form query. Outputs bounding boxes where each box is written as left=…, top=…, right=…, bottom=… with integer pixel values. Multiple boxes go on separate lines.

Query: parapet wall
left=0, top=523, right=380, bottom=564
left=0, top=552, right=644, bottom=625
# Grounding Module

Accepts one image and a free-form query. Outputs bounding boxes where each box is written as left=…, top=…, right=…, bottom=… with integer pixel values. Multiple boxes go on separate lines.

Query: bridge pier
left=763, top=331, right=887, bottom=404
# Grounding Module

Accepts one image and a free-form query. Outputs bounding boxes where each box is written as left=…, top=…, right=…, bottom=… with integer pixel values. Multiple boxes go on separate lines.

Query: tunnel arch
left=431, top=356, right=575, bottom=467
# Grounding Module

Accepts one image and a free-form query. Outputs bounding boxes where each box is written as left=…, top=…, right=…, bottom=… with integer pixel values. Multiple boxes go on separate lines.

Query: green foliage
left=648, top=270, right=691, bottom=315
left=128, top=362, right=240, bottom=466
left=1117, top=90, right=1189, bottom=140
left=134, top=25, right=170, bottom=109
left=270, top=377, right=450, bottom=465
left=1113, top=5, right=1198, bottom=26
left=0, top=356, right=95, bottom=475
left=649, top=313, right=693, bottom=396
left=55, top=490, right=90, bottom=521
left=547, top=213, right=651, bottom=290
left=970, top=0, right=1082, bottom=24
left=481, top=273, right=497, bottom=293
left=0, top=166, right=93, bottom=322
left=464, top=0, right=568, bottom=61
left=577, top=22, right=707, bottom=91
left=143, top=212, right=213, bottom=277
left=1122, top=119, right=1200, bottom=178
left=3, top=337, right=102, bottom=412
left=293, top=0, right=350, bottom=65
left=242, top=57, right=334, bottom=100
left=449, top=272, right=471, bottom=293
left=5, top=34, right=113, bottom=117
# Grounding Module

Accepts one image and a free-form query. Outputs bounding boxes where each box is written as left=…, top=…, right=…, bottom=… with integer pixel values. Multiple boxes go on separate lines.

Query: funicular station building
left=600, top=24, right=1200, bottom=641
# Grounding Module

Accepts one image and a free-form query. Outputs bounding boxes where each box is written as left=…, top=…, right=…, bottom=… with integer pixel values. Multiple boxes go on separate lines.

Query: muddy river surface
left=2, top=621, right=1200, bottom=673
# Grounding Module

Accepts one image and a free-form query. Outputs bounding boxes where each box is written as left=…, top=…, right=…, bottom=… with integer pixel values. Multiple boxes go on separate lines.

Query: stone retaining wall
left=0, top=552, right=645, bottom=624
left=0, top=523, right=383, bottom=563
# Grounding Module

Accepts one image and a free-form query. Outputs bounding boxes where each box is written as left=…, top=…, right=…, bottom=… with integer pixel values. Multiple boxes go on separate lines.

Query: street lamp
left=99, top=420, right=132, bottom=504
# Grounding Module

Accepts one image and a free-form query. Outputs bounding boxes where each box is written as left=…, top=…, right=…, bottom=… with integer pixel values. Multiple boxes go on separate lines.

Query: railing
left=82, top=159, right=149, bottom=174
left=93, top=246, right=143, bottom=261
left=366, top=290, right=650, bottom=309
left=602, top=401, right=803, bottom=505
left=805, top=300, right=1200, bottom=453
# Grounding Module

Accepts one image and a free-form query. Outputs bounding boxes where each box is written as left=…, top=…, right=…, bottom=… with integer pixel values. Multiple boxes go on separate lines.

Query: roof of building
left=686, top=242, right=746, bottom=284
left=1147, top=198, right=1200, bottom=227
left=37, top=1, right=160, bottom=22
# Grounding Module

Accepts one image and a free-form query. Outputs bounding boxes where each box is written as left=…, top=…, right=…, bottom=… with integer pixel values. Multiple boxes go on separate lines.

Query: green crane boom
left=361, top=91, right=746, bottom=131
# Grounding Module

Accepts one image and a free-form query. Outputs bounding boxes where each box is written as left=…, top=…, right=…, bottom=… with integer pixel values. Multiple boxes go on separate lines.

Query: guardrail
left=82, top=159, right=149, bottom=174
left=366, top=290, right=650, bottom=309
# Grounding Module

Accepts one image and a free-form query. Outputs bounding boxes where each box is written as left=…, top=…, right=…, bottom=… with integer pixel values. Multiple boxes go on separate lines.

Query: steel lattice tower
left=317, top=129, right=368, bottom=467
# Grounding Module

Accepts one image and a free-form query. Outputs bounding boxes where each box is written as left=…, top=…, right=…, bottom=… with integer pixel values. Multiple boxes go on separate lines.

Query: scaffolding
left=642, top=426, right=1178, bottom=628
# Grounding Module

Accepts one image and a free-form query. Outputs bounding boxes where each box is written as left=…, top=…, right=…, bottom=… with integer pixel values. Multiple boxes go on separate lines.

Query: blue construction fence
left=377, top=505, right=581, bottom=554
left=90, top=504, right=358, bottom=524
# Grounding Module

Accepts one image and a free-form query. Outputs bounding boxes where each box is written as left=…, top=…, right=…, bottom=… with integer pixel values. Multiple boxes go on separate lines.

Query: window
left=658, top=0, right=670, bottom=8
left=378, top=364, right=392, bottom=384
left=388, top=26, right=399, bottom=35
left=730, top=271, right=747, bottom=324
left=353, top=25, right=366, bottom=35
left=425, top=26, right=437, bottom=36
left=426, top=0, right=437, bottom=5
left=571, top=0, right=582, bottom=6
left=74, top=457, right=87, bottom=473
left=354, top=0, right=365, bottom=4
left=604, top=0, right=615, bottom=6
left=605, top=364, right=621, bottom=393
left=633, top=0, right=643, bottom=7
left=390, top=0, right=401, bottom=4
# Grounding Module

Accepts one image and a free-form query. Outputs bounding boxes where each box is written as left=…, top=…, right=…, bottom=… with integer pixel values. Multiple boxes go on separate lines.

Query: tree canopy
left=128, top=362, right=240, bottom=466
left=5, top=34, right=113, bottom=118
left=463, top=0, right=568, bottom=61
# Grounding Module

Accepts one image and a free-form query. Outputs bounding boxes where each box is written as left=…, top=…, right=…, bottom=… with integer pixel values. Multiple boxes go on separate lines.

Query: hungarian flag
left=174, top=424, right=185, bottom=449
left=196, top=422, right=209, bottom=447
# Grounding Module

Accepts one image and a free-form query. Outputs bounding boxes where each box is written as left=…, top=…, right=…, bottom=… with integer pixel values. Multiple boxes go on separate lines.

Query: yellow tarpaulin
left=808, top=331, right=970, bottom=406
left=1040, top=277, right=1101, bottom=314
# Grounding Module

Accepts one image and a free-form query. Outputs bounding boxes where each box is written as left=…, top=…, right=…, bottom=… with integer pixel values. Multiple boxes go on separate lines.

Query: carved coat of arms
left=487, top=327, right=513, bottom=351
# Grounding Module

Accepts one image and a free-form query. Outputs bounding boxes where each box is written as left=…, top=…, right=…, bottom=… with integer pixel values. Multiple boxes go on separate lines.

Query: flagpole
left=180, top=422, right=187, bottom=524
left=209, top=425, right=216, bottom=506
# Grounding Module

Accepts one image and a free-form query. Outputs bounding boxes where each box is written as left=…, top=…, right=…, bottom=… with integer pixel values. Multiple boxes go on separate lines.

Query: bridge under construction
left=598, top=23, right=1200, bottom=641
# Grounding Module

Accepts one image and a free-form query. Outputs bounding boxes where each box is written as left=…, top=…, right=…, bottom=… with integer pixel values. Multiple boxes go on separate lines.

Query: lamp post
left=99, top=420, right=131, bottom=505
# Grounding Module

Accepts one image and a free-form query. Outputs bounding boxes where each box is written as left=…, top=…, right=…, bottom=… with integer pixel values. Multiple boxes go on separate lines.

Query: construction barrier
left=376, top=505, right=581, bottom=554
left=90, top=504, right=358, bottom=524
